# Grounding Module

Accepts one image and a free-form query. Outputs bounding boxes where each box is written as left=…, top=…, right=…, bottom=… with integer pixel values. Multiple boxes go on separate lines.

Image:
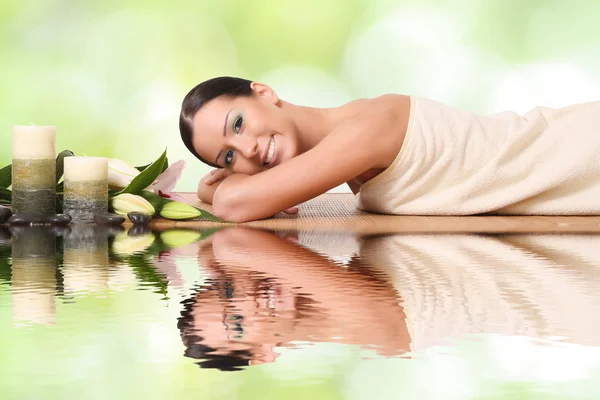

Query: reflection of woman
left=181, top=76, right=600, bottom=222
left=177, top=228, right=411, bottom=370
left=360, top=234, right=600, bottom=352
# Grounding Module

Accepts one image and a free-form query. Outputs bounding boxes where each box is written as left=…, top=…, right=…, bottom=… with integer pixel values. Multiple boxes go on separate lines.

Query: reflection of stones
left=0, top=205, right=12, bottom=224
left=0, top=227, right=11, bottom=245
left=62, top=226, right=110, bottom=295
left=10, top=226, right=56, bottom=259
left=128, top=224, right=151, bottom=237
left=11, top=227, right=57, bottom=325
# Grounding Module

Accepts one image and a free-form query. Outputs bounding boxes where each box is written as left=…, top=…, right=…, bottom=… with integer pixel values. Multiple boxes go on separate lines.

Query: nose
left=235, top=135, right=259, bottom=159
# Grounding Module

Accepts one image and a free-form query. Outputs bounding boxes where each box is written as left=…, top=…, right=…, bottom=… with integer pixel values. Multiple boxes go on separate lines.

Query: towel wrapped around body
left=358, top=96, right=600, bottom=215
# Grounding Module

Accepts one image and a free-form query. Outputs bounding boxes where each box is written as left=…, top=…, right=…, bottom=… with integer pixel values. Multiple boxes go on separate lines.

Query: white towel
left=358, top=96, right=600, bottom=215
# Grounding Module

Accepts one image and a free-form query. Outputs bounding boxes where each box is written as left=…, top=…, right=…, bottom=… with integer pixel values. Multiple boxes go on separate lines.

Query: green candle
left=11, top=126, right=56, bottom=216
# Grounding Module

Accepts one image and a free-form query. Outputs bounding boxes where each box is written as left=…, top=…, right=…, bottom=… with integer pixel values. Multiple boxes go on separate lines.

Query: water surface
left=1, top=226, right=599, bottom=399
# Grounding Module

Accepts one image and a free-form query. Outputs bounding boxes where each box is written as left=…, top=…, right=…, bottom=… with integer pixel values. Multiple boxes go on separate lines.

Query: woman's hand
left=204, top=168, right=234, bottom=186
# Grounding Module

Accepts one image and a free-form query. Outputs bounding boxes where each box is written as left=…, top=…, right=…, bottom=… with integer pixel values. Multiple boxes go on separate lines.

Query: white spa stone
left=12, top=125, right=56, bottom=159
left=64, top=157, right=108, bottom=181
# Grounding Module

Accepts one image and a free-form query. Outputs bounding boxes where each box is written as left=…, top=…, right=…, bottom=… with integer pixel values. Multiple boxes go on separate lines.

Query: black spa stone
left=127, top=212, right=151, bottom=226
left=47, top=214, right=72, bottom=226
left=7, top=212, right=47, bottom=225
left=0, top=205, right=12, bottom=224
left=94, top=212, right=126, bottom=226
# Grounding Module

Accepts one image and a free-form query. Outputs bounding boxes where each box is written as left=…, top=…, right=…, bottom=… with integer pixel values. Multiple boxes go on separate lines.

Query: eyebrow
left=214, top=109, right=233, bottom=166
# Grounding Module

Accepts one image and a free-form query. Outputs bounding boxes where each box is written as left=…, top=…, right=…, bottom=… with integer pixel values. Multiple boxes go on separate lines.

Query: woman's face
left=191, top=84, right=300, bottom=175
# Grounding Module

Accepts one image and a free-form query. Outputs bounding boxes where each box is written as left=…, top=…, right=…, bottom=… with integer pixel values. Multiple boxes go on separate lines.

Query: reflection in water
left=176, top=229, right=600, bottom=371
left=0, top=225, right=599, bottom=395
left=360, top=234, right=600, bottom=351
left=177, top=228, right=410, bottom=371
left=10, top=227, right=58, bottom=325
left=62, top=226, right=110, bottom=296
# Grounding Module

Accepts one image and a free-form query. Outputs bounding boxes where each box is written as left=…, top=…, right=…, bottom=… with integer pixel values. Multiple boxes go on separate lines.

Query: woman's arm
left=212, top=99, right=408, bottom=222
left=197, top=169, right=231, bottom=204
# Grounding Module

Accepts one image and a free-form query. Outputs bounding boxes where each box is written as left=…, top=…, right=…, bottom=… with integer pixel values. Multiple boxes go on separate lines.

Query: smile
left=264, top=136, right=275, bottom=165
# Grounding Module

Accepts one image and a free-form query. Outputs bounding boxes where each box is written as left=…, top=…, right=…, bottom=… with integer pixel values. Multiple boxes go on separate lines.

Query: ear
left=250, top=82, right=280, bottom=105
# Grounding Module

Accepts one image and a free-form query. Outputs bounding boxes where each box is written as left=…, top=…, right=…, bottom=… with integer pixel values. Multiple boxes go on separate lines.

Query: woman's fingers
left=204, top=169, right=228, bottom=185
left=283, top=206, right=299, bottom=214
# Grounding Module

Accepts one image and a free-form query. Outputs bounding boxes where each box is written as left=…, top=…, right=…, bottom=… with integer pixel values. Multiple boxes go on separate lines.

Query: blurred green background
left=1, top=0, right=599, bottom=192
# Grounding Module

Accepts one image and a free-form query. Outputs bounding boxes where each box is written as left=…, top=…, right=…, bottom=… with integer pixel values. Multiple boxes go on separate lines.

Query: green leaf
left=138, top=190, right=170, bottom=215
left=0, top=187, right=11, bottom=202
left=135, top=163, right=150, bottom=172
left=120, top=150, right=167, bottom=195
left=135, top=157, right=169, bottom=173
left=196, top=208, right=222, bottom=222
left=0, top=164, right=11, bottom=189
left=56, top=181, right=64, bottom=192
left=55, top=150, right=75, bottom=183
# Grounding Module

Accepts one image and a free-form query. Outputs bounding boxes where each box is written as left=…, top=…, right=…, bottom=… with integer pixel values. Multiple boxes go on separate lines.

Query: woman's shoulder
left=344, top=93, right=412, bottom=113
left=332, top=94, right=412, bottom=169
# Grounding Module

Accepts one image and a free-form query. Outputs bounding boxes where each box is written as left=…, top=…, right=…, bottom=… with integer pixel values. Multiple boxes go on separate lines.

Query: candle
left=63, top=156, right=108, bottom=223
left=11, top=126, right=57, bottom=216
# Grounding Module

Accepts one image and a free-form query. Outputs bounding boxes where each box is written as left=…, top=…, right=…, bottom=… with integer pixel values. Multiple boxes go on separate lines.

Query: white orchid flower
left=149, top=160, right=187, bottom=203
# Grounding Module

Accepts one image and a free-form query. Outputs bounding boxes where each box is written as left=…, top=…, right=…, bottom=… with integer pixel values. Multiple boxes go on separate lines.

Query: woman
left=180, top=76, right=600, bottom=222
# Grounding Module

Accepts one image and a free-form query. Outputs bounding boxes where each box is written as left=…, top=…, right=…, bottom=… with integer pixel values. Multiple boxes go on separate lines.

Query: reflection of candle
left=11, top=227, right=57, bottom=326
left=11, top=126, right=56, bottom=216
left=63, top=226, right=109, bottom=295
left=63, top=157, right=108, bottom=223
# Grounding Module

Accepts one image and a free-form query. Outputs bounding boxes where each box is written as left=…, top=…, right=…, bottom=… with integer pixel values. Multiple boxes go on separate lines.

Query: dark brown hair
left=179, top=76, right=254, bottom=167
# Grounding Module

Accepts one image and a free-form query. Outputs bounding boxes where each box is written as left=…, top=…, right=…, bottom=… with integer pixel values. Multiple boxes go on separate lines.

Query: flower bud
left=111, top=193, right=155, bottom=217
left=159, top=201, right=202, bottom=220
left=108, top=159, right=140, bottom=190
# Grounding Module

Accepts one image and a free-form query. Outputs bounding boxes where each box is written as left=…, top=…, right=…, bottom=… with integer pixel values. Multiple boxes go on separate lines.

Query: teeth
left=265, top=137, right=275, bottom=164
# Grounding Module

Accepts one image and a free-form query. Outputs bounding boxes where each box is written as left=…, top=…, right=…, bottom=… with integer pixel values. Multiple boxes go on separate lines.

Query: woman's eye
left=233, top=115, right=243, bottom=133
left=224, top=149, right=234, bottom=165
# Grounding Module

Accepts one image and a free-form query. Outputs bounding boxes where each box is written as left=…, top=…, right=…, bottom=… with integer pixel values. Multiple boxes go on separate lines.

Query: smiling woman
left=179, top=76, right=600, bottom=223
